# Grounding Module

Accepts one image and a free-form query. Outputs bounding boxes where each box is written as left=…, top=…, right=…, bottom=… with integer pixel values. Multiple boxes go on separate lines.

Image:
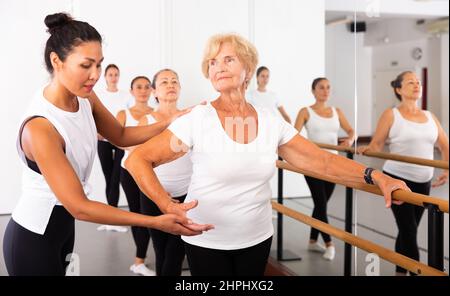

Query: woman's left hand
left=432, top=170, right=449, bottom=188
left=372, top=171, right=411, bottom=208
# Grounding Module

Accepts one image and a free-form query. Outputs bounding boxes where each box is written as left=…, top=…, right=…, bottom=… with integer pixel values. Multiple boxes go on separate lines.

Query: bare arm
left=126, top=129, right=214, bottom=231
left=278, top=135, right=410, bottom=207
left=430, top=113, right=449, bottom=187
left=358, top=109, right=393, bottom=154
left=336, top=107, right=355, bottom=147
left=89, top=91, right=190, bottom=147
left=21, top=118, right=202, bottom=236
left=278, top=106, right=292, bottom=124
left=294, top=108, right=309, bottom=132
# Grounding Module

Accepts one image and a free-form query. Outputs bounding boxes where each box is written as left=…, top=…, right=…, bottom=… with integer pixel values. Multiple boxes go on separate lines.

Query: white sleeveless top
left=305, top=106, right=340, bottom=154
left=146, top=114, right=193, bottom=197
left=383, top=108, right=438, bottom=183
left=120, top=109, right=139, bottom=168
left=12, top=88, right=98, bottom=235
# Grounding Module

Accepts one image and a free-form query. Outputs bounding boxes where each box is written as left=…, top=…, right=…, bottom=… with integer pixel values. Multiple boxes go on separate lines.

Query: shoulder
left=335, top=107, right=345, bottom=117
left=377, top=108, right=394, bottom=127
left=381, top=108, right=394, bottom=119
left=191, top=103, right=210, bottom=116
left=116, top=109, right=126, bottom=117
left=298, top=107, right=309, bottom=117
left=22, top=117, right=64, bottom=146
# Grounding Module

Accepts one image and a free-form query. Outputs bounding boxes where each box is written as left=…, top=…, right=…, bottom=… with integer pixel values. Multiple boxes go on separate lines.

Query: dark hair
left=390, top=71, right=414, bottom=101
left=256, top=66, right=269, bottom=77
left=151, top=69, right=179, bottom=103
left=44, top=12, right=102, bottom=74
left=104, top=64, right=119, bottom=76
left=130, top=76, right=151, bottom=89
left=311, top=77, right=328, bottom=90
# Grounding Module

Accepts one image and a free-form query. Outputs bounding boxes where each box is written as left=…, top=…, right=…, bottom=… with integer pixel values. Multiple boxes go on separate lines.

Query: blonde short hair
left=201, top=33, right=259, bottom=79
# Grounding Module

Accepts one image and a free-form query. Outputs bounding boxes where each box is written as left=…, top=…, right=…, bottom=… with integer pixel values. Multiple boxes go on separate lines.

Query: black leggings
left=384, top=171, right=431, bottom=274
left=3, top=206, right=75, bottom=276
left=97, top=140, right=124, bottom=207
left=120, top=169, right=151, bottom=259
left=304, top=176, right=336, bottom=243
left=140, top=193, right=186, bottom=276
left=184, top=237, right=272, bottom=276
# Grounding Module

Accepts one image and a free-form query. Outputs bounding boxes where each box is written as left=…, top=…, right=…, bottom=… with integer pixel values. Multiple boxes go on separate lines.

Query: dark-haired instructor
left=2, top=12, right=212, bottom=276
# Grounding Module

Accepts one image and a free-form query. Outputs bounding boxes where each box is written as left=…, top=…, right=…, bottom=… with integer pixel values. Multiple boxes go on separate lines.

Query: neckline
left=308, top=106, right=334, bottom=119
left=209, top=102, right=260, bottom=146
left=395, top=108, right=429, bottom=124
left=41, top=88, right=81, bottom=117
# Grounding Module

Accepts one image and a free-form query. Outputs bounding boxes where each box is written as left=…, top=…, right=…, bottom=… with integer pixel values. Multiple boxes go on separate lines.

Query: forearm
left=322, top=152, right=375, bottom=184
left=75, top=199, right=156, bottom=227
left=113, top=120, right=169, bottom=147
left=125, top=153, right=172, bottom=212
left=347, top=130, right=356, bottom=144
left=440, top=145, right=449, bottom=163
left=281, top=139, right=372, bottom=185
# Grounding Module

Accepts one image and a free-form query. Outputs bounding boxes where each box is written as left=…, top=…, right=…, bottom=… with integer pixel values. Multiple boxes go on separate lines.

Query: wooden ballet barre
left=271, top=201, right=447, bottom=276
left=276, top=160, right=449, bottom=214
left=313, top=142, right=449, bottom=170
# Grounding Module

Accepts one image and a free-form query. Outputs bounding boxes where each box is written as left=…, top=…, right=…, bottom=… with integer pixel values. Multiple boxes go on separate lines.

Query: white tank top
left=146, top=114, right=193, bottom=197
left=383, top=108, right=438, bottom=183
left=120, top=109, right=139, bottom=168
left=12, top=88, right=98, bottom=234
left=305, top=106, right=340, bottom=154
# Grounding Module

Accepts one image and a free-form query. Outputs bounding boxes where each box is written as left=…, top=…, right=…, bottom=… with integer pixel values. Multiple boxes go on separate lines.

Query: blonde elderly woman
left=126, top=33, right=410, bottom=276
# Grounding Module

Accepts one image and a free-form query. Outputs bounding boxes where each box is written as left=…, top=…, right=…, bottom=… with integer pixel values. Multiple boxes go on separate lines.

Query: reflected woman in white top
left=359, top=71, right=449, bottom=275
left=294, top=78, right=355, bottom=260
left=126, top=33, right=410, bottom=276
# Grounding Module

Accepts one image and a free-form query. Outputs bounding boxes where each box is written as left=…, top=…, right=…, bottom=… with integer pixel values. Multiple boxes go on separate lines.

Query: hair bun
left=45, top=13, right=73, bottom=33
left=390, top=80, right=397, bottom=88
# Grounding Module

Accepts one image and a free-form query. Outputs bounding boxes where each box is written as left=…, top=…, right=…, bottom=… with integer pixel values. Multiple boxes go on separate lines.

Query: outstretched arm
left=20, top=117, right=203, bottom=236
left=278, top=134, right=410, bottom=208
left=89, top=91, right=191, bottom=147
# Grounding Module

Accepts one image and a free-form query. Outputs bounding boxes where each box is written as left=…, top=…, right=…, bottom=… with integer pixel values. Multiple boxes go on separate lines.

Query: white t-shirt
left=147, top=114, right=193, bottom=197
left=246, top=89, right=281, bottom=114
left=168, top=103, right=298, bottom=250
left=96, top=88, right=131, bottom=118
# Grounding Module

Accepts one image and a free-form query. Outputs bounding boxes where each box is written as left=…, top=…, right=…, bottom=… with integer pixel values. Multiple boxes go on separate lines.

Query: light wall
left=0, top=0, right=325, bottom=213
left=325, top=24, right=372, bottom=137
